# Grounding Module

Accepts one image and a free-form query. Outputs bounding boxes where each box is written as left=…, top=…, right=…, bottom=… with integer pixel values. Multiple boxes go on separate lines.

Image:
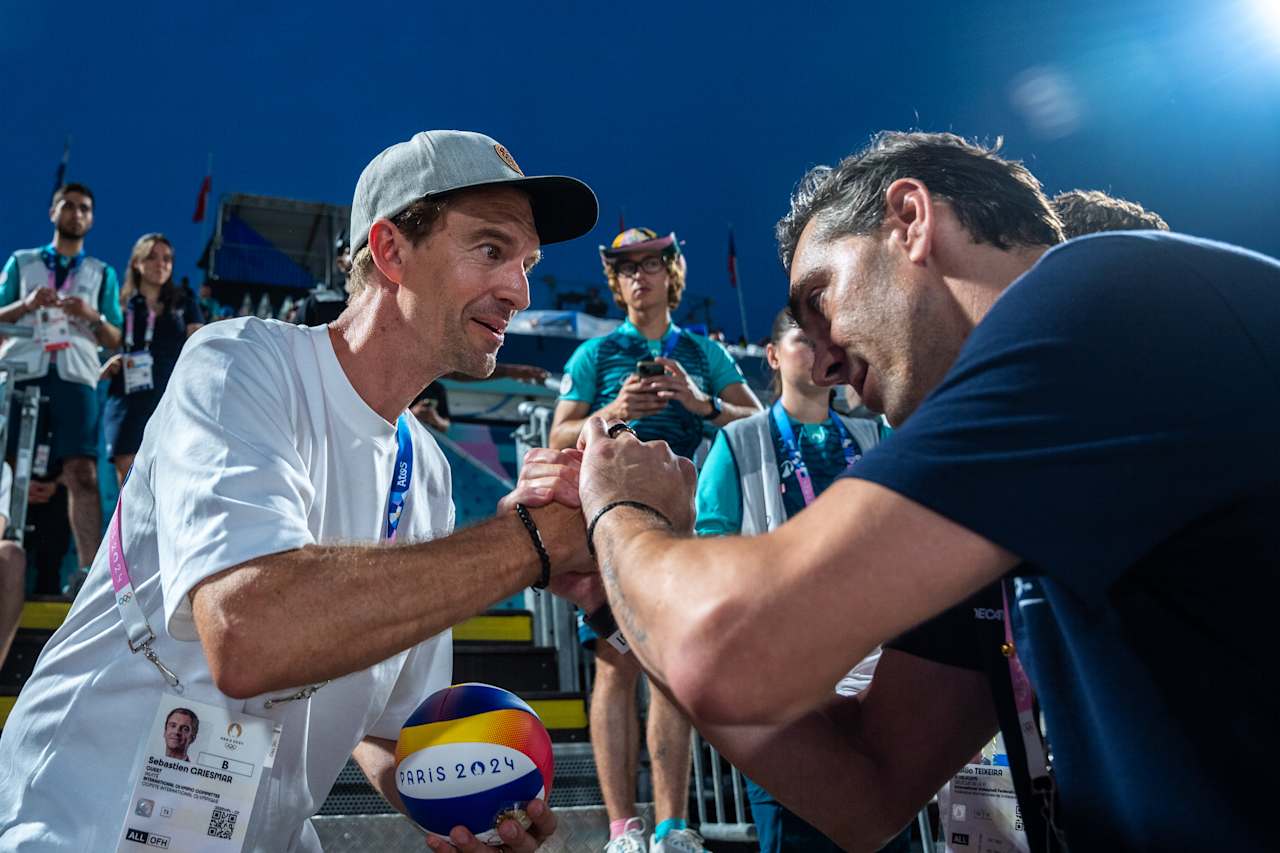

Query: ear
left=765, top=341, right=780, bottom=371
left=882, top=178, right=933, bottom=265
left=367, top=219, right=405, bottom=287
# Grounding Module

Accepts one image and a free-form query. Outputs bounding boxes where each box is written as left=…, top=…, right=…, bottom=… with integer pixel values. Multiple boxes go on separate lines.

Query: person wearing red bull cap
left=550, top=227, right=761, bottom=853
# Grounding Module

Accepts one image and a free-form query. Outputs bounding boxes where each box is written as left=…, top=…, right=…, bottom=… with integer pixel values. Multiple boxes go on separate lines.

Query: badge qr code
left=207, top=806, right=237, bottom=840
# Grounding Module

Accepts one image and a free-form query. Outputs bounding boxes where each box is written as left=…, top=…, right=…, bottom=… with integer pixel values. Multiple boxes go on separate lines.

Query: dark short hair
left=165, top=707, right=199, bottom=738
left=1052, top=189, right=1169, bottom=239
left=347, top=195, right=449, bottom=296
left=52, top=182, right=94, bottom=208
left=776, top=132, right=1064, bottom=271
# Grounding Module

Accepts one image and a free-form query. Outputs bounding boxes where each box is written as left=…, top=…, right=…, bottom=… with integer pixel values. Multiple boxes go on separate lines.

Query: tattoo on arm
left=599, top=554, right=648, bottom=651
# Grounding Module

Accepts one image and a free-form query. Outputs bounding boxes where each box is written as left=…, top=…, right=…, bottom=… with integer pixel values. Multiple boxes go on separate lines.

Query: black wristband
left=514, top=503, right=551, bottom=590
left=583, top=603, right=620, bottom=637
left=586, top=500, right=673, bottom=559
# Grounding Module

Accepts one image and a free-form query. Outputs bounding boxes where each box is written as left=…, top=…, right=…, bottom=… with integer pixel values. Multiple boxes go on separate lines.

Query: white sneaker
left=651, top=827, right=706, bottom=853
left=604, top=817, right=648, bottom=853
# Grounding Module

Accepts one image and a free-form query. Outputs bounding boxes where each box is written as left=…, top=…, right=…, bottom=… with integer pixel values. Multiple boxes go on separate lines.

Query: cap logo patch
left=494, top=144, right=524, bottom=175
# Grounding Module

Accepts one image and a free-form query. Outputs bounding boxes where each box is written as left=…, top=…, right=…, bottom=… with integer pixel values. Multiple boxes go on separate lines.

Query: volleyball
left=395, top=683, right=554, bottom=844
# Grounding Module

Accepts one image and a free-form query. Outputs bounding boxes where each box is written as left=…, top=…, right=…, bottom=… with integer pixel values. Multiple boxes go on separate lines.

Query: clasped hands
left=447, top=418, right=693, bottom=851
left=24, top=286, right=97, bottom=323
left=497, top=415, right=697, bottom=613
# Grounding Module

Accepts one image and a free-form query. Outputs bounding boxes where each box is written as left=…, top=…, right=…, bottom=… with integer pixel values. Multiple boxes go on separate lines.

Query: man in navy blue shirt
left=568, top=132, right=1280, bottom=851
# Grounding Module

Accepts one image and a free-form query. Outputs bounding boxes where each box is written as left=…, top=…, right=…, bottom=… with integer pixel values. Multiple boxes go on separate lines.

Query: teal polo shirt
left=559, top=319, right=746, bottom=458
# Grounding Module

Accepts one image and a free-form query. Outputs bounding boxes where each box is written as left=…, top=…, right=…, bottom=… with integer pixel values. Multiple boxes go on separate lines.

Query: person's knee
left=63, top=457, right=98, bottom=492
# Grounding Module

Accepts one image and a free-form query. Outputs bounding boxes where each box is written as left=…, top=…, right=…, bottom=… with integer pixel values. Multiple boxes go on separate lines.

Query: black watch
left=702, top=395, right=722, bottom=420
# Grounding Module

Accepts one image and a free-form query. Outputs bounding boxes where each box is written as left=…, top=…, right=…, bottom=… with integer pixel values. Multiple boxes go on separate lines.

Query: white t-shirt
left=0, top=319, right=455, bottom=852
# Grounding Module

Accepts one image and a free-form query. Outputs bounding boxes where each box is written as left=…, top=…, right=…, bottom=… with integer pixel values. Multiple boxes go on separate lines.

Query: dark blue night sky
left=3, top=0, right=1278, bottom=339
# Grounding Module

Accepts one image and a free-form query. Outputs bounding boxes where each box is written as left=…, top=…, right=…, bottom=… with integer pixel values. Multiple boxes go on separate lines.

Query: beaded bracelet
left=514, top=503, right=551, bottom=589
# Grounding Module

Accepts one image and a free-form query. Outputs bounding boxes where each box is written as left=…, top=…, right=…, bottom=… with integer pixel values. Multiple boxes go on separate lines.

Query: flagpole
left=53, top=135, right=71, bottom=196
left=730, top=225, right=750, bottom=344
left=204, top=152, right=214, bottom=248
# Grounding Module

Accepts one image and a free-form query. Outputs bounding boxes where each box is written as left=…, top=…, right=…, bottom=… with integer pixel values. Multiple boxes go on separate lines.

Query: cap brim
left=437, top=174, right=598, bottom=246
left=601, top=234, right=676, bottom=257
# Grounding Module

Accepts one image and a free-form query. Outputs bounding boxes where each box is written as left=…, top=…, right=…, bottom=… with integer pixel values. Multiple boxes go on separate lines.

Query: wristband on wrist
left=586, top=500, right=673, bottom=559
left=514, top=503, right=551, bottom=589
left=584, top=604, right=631, bottom=655
left=583, top=604, right=618, bottom=636
left=702, top=395, right=722, bottom=420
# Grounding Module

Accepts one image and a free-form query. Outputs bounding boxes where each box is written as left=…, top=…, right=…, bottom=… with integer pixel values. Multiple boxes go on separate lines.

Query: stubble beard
left=56, top=222, right=86, bottom=241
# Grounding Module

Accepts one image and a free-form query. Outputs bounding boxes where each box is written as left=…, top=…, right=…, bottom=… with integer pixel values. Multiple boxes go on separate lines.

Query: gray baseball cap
left=350, top=130, right=598, bottom=253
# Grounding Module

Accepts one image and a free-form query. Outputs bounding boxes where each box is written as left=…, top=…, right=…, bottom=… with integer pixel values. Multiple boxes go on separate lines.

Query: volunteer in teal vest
left=695, top=308, right=907, bottom=853
left=0, top=182, right=122, bottom=578
left=551, top=227, right=761, bottom=853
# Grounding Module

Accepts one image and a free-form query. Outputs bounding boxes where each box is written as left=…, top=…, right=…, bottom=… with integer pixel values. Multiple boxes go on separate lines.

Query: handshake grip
left=584, top=604, right=631, bottom=655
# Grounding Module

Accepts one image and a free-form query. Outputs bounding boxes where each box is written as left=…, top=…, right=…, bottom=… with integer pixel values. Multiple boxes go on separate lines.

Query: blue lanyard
left=384, top=414, right=414, bottom=541
left=771, top=400, right=860, bottom=507
left=659, top=327, right=681, bottom=358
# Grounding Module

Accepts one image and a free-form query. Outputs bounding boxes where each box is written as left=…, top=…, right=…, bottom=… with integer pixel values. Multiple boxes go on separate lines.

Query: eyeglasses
left=614, top=256, right=666, bottom=278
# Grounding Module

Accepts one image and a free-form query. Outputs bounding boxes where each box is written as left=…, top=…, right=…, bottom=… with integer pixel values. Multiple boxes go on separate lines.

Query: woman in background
left=101, top=233, right=203, bottom=484
left=694, top=308, right=909, bottom=853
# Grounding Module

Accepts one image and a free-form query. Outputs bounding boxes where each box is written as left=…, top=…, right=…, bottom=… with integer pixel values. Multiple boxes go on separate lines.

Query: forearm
left=194, top=505, right=577, bottom=697
left=549, top=404, right=612, bottom=450
left=353, top=736, right=407, bottom=815
left=709, top=398, right=758, bottom=426
left=93, top=321, right=121, bottom=349
left=548, top=417, right=588, bottom=450
left=595, top=488, right=987, bottom=724
left=596, top=516, right=796, bottom=717
left=703, top=383, right=762, bottom=426
left=697, top=698, right=914, bottom=852
left=0, top=301, right=28, bottom=325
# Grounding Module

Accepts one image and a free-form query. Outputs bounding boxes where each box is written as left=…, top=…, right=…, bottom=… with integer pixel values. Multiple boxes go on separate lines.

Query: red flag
left=192, top=174, right=212, bottom=223
left=727, top=228, right=738, bottom=288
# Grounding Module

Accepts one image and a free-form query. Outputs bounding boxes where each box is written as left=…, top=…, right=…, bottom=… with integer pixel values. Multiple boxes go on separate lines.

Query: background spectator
left=1052, top=189, right=1170, bottom=238
left=0, top=462, right=25, bottom=670
left=0, top=183, right=123, bottom=587
left=550, top=227, right=761, bottom=853
left=100, top=233, right=204, bottom=485
left=694, top=309, right=903, bottom=853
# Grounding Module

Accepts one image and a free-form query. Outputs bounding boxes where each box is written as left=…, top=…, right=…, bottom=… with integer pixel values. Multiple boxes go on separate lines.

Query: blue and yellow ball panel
left=396, top=683, right=554, bottom=841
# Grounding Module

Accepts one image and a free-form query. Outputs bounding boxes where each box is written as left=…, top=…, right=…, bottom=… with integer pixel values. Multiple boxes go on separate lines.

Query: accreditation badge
left=37, top=306, right=73, bottom=352
left=124, top=352, right=156, bottom=395
left=115, top=695, right=281, bottom=853
left=938, top=761, right=1030, bottom=853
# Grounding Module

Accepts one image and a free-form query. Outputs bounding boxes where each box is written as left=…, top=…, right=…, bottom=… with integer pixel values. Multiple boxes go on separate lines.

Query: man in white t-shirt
left=0, top=462, right=25, bottom=672
left=0, top=131, right=600, bottom=853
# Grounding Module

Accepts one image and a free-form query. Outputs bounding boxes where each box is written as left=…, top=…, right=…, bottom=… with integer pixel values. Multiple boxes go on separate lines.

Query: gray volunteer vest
left=720, top=407, right=881, bottom=536
left=1, top=248, right=108, bottom=386
left=721, top=407, right=885, bottom=695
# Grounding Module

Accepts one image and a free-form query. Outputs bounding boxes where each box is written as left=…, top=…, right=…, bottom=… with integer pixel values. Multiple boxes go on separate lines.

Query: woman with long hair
left=694, top=308, right=907, bottom=853
left=100, top=233, right=204, bottom=483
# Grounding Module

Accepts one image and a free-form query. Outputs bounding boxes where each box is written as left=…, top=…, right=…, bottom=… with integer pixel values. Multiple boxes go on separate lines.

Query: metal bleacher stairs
left=0, top=600, right=634, bottom=852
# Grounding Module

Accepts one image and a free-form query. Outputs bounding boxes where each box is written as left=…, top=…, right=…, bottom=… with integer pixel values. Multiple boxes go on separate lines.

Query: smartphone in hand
left=636, top=360, right=665, bottom=377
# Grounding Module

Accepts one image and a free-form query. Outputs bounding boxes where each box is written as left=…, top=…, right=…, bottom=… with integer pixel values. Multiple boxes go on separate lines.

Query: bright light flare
left=1248, top=0, right=1280, bottom=44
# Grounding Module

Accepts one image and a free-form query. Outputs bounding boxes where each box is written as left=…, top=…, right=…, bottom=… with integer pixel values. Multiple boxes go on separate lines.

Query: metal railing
left=690, top=731, right=755, bottom=843
left=1, top=323, right=43, bottom=546
left=515, top=402, right=586, bottom=694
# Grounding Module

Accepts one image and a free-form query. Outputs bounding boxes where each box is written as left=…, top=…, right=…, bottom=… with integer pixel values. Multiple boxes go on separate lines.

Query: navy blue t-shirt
left=854, top=232, right=1280, bottom=851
